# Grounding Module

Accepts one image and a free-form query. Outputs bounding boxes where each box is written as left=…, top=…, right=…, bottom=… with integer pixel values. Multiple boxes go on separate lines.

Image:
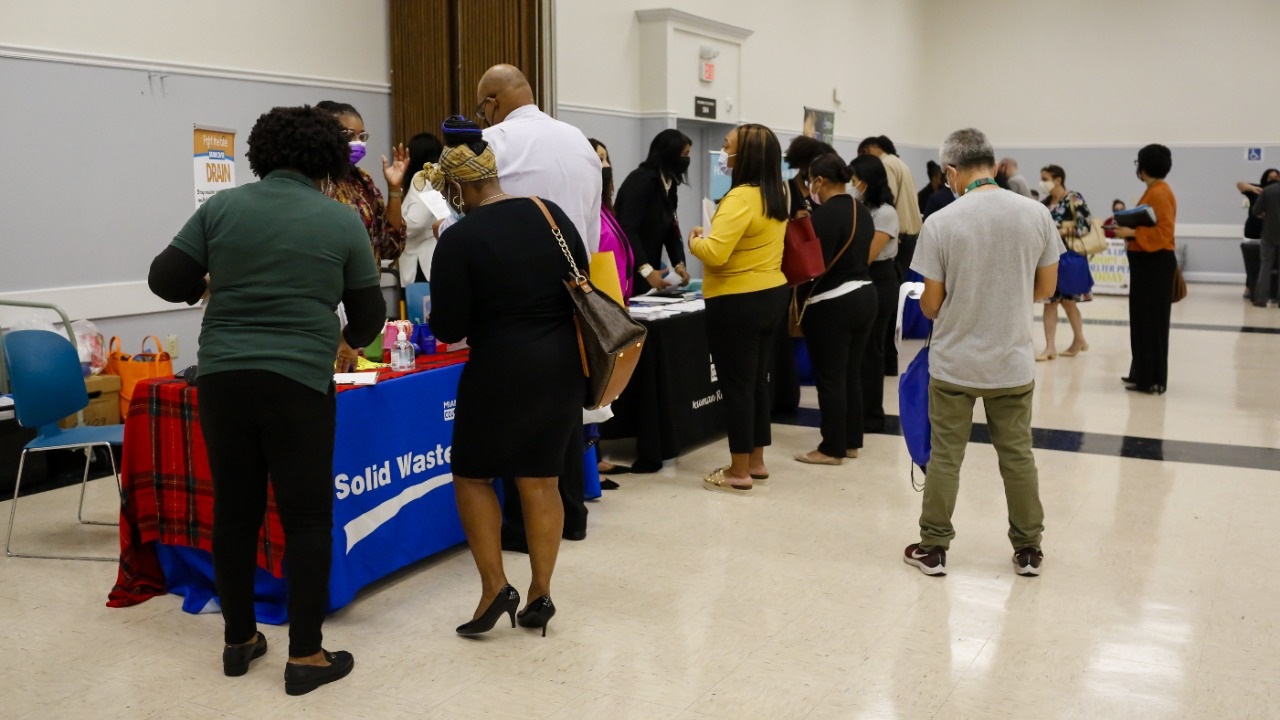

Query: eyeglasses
left=341, top=129, right=370, bottom=143
left=474, top=96, right=495, bottom=125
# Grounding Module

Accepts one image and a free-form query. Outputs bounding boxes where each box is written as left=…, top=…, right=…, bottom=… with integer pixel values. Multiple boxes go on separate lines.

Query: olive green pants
left=918, top=378, right=1044, bottom=551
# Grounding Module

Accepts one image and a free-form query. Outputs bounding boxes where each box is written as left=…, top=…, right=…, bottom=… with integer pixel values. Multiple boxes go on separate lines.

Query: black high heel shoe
left=517, top=596, right=556, bottom=637
left=456, top=585, right=520, bottom=636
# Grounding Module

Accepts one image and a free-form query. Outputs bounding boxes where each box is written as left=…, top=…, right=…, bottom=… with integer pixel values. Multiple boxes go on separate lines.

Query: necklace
left=478, top=193, right=510, bottom=206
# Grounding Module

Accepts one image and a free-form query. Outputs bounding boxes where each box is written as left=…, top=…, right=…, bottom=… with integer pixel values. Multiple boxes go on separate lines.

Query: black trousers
left=500, top=418, right=587, bottom=543
left=1242, top=242, right=1261, bottom=295
left=199, top=371, right=335, bottom=658
left=802, top=285, right=878, bottom=457
left=895, top=233, right=919, bottom=280
left=1126, top=250, right=1176, bottom=389
left=705, top=285, right=789, bottom=454
left=881, top=259, right=903, bottom=375
left=863, top=260, right=899, bottom=431
left=1254, top=243, right=1280, bottom=305
left=771, top=313, right=801, bottom=413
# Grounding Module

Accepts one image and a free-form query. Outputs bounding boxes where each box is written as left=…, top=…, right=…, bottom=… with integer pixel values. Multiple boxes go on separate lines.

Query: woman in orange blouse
left=1112, top=144, right=1176, bottom=395
left=317, top=101, right=409, bottom=262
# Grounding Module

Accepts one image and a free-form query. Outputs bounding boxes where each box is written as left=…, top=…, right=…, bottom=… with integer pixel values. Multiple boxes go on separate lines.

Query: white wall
left=556, top=0, right=927, bottom=142
left=0, top=1, right=393, bottom=361
left=919, top=0, right=1280, bottom=146
left=0, top=0, right=390, bottom=88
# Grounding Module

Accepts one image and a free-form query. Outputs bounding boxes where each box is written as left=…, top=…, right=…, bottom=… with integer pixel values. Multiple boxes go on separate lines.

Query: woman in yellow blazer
left=689, top=124, right=790, bottom=494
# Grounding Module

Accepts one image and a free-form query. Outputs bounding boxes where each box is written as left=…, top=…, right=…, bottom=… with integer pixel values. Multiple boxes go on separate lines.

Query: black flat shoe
left=223, top=632, right=268, bottom=677
left=1125, top=384, right=1166, bottom=395
left=456, top=585, right=520, bottom=636
left=563, top=529, right=586, bottom=541
left=517, top=596, right=557, bottom=637
left=599, top=463, right=632, bottom=475
left=284, top=649, right=354, bottom=696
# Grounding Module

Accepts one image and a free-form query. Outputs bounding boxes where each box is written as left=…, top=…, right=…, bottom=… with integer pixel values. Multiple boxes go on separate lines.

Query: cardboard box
left=59, top=373, right=122, bottom=429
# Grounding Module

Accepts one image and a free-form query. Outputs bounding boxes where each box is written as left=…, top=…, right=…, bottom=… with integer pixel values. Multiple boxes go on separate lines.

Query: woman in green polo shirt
left=149, top=105, right=385, bottom=695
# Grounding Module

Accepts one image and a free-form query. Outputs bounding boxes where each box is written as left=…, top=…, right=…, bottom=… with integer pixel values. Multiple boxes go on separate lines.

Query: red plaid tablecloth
left=107, top=351, right=468, bottom=608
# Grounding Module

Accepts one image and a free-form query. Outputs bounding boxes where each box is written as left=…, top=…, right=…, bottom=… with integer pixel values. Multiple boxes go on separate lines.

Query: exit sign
left=701, top=61, right=715, bottom=83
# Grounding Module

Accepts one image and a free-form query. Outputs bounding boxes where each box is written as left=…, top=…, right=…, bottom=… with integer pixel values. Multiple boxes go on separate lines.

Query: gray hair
left=940, top=128, right=996, bottom=171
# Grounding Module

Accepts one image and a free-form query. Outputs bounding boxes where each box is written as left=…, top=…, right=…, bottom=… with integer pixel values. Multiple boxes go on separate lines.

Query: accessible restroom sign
left=194, top=126, right=236, bottom=209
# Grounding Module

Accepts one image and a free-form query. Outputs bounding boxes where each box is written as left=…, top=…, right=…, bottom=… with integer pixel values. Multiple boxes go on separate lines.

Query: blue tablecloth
left=160, top=363, right=468, bottom=621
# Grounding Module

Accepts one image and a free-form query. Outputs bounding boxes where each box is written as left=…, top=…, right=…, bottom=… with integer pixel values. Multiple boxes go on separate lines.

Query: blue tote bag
left=1056, top=250, right=1094, bottom=297
left=898, top=335, right=932, bottom=489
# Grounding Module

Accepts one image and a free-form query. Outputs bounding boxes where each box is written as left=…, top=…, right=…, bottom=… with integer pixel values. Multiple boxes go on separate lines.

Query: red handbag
left=782, top=215, right=826, bottom=287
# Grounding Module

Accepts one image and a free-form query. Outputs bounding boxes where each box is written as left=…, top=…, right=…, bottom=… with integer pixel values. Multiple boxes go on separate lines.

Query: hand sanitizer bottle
left=392, top=329, right=415, bottom=371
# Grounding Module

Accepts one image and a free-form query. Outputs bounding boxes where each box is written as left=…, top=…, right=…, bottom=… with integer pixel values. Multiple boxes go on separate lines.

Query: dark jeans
left=1126, top=250, right=1176, bottom=389
left=705, top=285, right=789, bottom=454
left=863, top=260, right=899, bottom=431
left=199, top=370, right=335, bottom=658
left=802, top=285, right=877, bottom=456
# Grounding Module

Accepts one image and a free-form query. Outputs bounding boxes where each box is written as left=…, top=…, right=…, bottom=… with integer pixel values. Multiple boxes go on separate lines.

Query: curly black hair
left=246, top=105, right=350, bottom=181
left=784, top=135, right=836, bottom=175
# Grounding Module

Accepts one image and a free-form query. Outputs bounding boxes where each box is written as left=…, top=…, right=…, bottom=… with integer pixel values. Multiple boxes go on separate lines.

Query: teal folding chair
left=2, top=330, right=123, bottom=560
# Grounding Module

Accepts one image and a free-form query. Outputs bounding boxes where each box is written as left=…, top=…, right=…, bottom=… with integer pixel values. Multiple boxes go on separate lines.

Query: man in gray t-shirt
left=903, top=129, right=1060, bottom=579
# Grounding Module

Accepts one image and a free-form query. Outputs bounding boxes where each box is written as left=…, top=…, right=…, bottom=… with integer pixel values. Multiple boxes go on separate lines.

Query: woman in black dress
left=428, top=118, right=588, bottom=638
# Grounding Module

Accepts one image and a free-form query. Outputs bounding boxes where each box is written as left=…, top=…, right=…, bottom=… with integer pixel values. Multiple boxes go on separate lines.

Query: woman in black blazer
left=615, top=129, right=692, bottom=295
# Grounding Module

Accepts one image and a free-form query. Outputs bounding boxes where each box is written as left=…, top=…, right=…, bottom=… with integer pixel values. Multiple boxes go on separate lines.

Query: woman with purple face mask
left=317, top=101, right=409, bottom=262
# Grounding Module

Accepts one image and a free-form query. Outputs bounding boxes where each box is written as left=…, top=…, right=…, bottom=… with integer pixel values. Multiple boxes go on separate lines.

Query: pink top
left=598, top=207, right=635, bottom=302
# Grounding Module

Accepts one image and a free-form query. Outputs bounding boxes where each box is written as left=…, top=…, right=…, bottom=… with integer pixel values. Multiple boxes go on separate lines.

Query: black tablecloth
left=601, top=310, right=725, bottom=472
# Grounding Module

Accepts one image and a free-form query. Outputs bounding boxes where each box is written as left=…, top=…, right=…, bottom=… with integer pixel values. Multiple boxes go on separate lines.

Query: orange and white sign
left=194, top=126, right=236, bottom=209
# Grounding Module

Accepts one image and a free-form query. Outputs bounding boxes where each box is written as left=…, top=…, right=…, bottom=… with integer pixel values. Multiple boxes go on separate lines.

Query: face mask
left=717, top=150, right=734, bottom=175
left=850, top=183, right=864, bottom=202
left=677, top=157, right=691, bottom=175
left=348, top=141, right=367, bottom=165
left=809, top=181, right=822, bottom=207
left=602, top=167, right=613, bottom=189
left=1039, top=179, right=1055, bottom=195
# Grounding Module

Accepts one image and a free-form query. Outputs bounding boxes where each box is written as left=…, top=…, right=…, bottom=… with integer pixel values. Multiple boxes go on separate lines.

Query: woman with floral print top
left=318, top=101, right=409, bottom=262
left=1036, top=164, right=1092, bottom=361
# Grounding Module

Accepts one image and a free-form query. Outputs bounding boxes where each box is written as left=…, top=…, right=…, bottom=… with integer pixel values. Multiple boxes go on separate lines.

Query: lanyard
left=965, top=178, right=998, bottom=193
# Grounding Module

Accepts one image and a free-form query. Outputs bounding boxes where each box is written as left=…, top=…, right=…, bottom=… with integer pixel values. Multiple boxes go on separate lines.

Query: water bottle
left=391, top=329, right=415, bottom=371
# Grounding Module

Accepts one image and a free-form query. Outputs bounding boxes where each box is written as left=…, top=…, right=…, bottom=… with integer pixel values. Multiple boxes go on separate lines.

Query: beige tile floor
left=1, top=284, right=1278, bottom=719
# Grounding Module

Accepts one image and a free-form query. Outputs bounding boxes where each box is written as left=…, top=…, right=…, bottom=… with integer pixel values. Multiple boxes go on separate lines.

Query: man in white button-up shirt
left=475, top=65, right=602, bottom=254
left=473, top=64, right=601, bottom=548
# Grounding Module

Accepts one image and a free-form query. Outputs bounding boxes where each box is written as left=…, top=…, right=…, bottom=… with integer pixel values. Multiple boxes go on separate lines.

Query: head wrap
left=421, top=144, right=498, bottom=193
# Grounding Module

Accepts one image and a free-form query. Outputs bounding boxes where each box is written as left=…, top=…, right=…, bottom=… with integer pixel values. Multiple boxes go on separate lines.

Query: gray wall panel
left=0, top=57, right=393, bottom=295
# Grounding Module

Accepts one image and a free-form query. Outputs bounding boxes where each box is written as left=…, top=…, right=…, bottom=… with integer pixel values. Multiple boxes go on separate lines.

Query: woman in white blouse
left=399, top=132, right=445, bottom=286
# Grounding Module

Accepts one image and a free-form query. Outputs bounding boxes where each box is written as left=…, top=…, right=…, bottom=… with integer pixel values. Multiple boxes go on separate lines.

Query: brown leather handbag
left=530, top=198, right=647, bottom=410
